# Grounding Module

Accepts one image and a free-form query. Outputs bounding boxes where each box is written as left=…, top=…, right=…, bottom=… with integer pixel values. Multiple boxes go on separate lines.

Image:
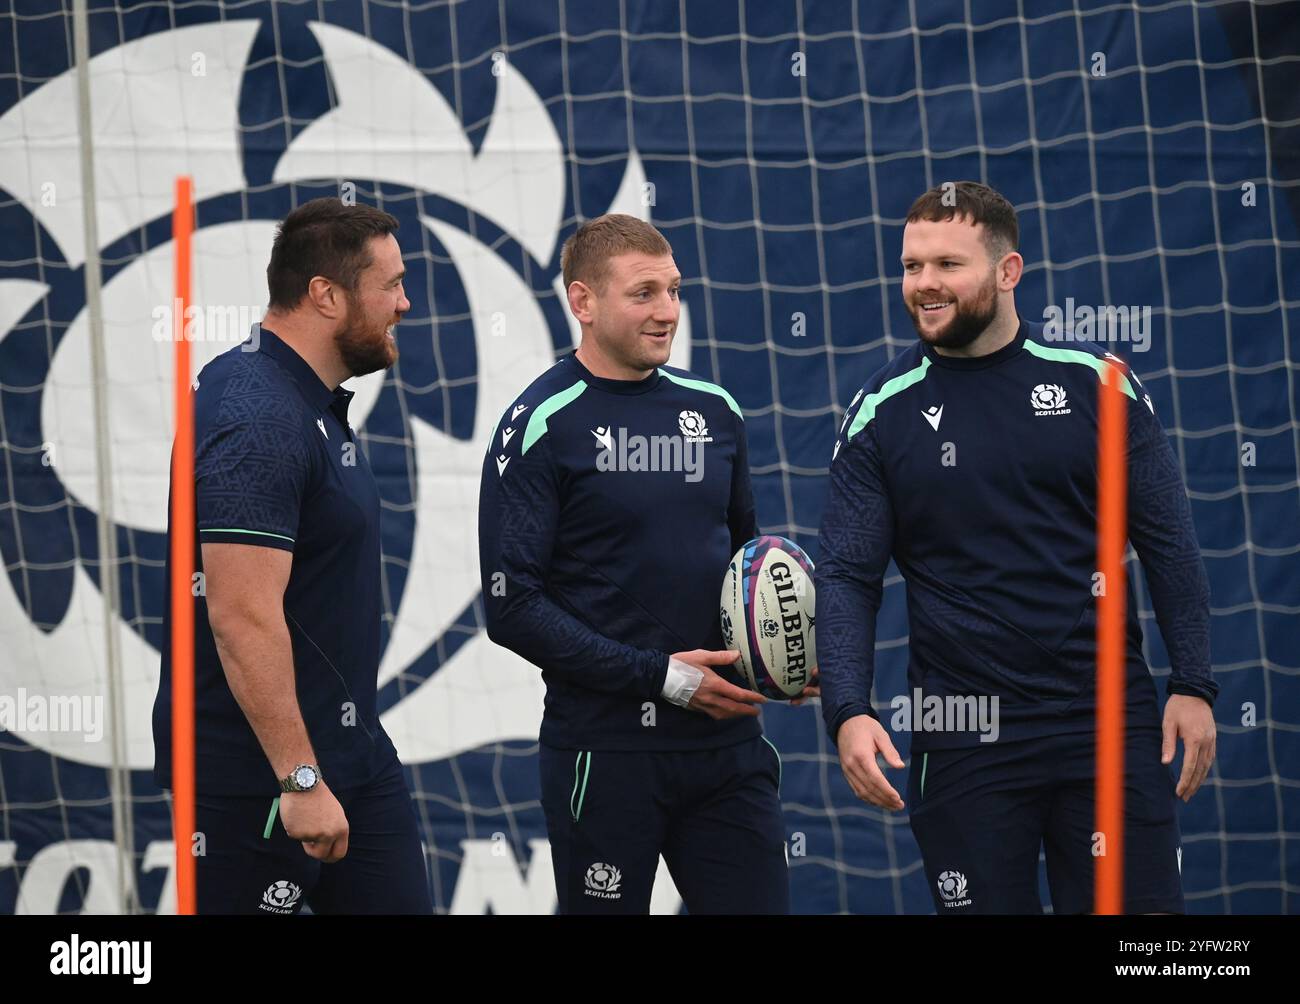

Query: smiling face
left=901, top=216, right=1008, bottom=351
left=571, top=251, right=681, bottom=378
left=336, top=233, right=409, bottom=377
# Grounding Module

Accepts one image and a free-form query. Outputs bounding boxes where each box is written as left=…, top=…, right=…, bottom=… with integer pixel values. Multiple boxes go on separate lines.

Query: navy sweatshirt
left=817, top=319, right=1217, bottom=750
left=478, top=352, right=761, bottom=751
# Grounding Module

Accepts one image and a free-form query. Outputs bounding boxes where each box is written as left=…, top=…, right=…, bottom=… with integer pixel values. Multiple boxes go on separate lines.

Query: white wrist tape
left=661, top=657, right=706, bottom=708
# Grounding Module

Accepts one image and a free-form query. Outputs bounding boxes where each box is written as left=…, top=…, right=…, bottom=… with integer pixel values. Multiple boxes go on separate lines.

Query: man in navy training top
left=816, top=181, right=1217, bottom=914
left=479, top=213, right=815, bottom=914
left=154, top=198, right=432, bottom=914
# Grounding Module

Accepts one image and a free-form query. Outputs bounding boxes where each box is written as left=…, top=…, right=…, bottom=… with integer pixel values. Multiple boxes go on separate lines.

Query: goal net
left=0, top=0, right=1295, bottom=913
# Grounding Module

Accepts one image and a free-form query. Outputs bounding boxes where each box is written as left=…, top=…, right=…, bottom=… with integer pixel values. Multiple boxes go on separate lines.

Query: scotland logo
left=936, top=870, right=971, bottom=908
left=259, top=880, right=302, bottom=914
left=677, top=409, right=710, bottom=441
left=1030, top=383, right=1069, bottom=415
left=584, top=863, right=623, bottom=900
left=0, top=19, right=693, bottom=772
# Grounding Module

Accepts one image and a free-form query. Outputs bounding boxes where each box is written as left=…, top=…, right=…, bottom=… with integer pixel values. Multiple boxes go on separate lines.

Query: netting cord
left=72, top=0, right=136, bottom=916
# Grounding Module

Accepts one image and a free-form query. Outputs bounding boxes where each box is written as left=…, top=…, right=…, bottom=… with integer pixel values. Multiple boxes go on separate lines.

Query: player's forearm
left=816, top=431, right=894, bottom=741
left=480, top=446, right=670, bottom=697
left=1128, top=429, right=1218, bottom=704
left=485, top=588, right=669, bottom=698
left=209, top=611, right=318, bottom=777
left=1143, top=553, right=1216, bottom=703
left=815, top=570, right=883, bottom=740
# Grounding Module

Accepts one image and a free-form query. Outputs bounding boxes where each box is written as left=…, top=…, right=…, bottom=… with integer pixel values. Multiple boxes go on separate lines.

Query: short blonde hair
left=560, top=213, right=672, bottom=292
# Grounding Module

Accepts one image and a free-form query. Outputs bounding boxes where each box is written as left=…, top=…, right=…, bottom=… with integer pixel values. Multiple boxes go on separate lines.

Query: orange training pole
left=1095, top=359, right=1128, bottom=914
left=170, top=176, right=196, bottom=915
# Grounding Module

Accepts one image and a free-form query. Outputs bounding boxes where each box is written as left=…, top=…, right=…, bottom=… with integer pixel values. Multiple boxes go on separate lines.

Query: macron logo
left=511, top=403, right=528, bottom=421
left=501, top=427, right=515, bottom=448
left=496, top=455, right=510, bottom=476
left=591, top=426, right=613, bottom=452
left=316, top=417, right=328, bottom=439
left=922, top=404, right=943, bottom=432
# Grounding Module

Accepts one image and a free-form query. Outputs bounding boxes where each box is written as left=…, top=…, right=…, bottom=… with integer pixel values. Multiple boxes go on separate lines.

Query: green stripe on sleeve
left=200, top=528, right=295, bottom=544
left=521, top=381, right=587, bottom=455
left=846, top=357, right=931, bottom=442
left=1022, top=340, right=1136, bottom=399
left=657, top=369, right=743, bottom=418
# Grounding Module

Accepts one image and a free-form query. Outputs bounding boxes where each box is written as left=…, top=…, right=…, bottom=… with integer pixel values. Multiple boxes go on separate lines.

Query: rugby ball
left=719, top=536, right=816, bottom=700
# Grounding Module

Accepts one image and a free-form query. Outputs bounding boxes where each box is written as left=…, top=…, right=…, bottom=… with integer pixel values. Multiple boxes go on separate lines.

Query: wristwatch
left=279, top=763, right=322, bottom=793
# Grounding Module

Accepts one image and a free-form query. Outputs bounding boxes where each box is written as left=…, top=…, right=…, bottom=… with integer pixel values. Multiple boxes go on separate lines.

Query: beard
left=907, top=271, right=999, bottom=351
left=336, top=296, right=398, bottom=378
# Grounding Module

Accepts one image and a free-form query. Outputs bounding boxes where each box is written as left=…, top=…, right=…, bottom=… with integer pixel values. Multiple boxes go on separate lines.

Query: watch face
left=294, top=766, right=317, bottom=789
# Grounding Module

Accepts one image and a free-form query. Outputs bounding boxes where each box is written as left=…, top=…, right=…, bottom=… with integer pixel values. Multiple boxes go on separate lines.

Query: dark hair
left=560, top=213, right=673, bottom=292
left=905, top=181, right=1019, bottom=263
left=266, top=198, right=400, bottom=310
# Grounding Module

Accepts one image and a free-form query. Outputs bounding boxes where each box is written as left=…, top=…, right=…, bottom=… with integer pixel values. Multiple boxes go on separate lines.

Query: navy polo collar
left=254, top=326, right=353, bottom=418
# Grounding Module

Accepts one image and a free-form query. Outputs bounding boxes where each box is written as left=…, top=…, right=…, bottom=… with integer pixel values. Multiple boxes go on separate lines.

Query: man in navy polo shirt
left=154, top=198, right=431, bottom=914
